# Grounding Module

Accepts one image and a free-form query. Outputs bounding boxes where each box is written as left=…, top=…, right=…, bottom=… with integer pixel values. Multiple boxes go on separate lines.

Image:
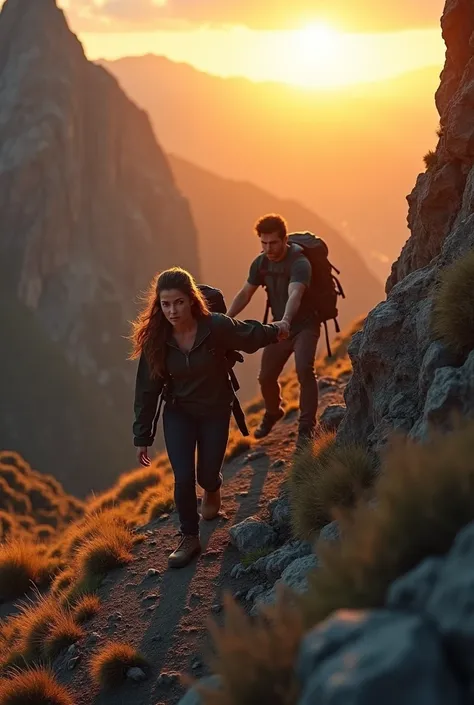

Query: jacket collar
left=166, top=315, right=211, bottom=352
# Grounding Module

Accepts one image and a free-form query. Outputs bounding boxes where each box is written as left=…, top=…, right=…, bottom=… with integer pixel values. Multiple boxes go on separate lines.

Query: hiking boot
left=168, top=534, right=201, bottom=569
left=201, top=488, right=221, bottom=520
left=254, top=409, right=285, bottom=439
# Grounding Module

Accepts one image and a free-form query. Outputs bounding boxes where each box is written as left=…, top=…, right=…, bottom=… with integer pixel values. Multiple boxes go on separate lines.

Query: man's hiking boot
left=168, top=534, right=201, bottom=569
left=254, top=409, right=285, bottom=439
left=201, top=488, right=221, bottom=520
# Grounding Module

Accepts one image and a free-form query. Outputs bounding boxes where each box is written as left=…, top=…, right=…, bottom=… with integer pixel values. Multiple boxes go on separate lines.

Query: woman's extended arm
left=211, top=313, right=281, bottom=354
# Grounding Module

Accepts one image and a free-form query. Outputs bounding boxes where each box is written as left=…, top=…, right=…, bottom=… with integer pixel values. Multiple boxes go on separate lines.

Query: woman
left=130, top=267, right=286, bottom=569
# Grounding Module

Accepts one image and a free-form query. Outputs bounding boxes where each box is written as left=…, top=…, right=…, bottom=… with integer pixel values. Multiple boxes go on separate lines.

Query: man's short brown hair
left=254, top=214, right=288, bottom=240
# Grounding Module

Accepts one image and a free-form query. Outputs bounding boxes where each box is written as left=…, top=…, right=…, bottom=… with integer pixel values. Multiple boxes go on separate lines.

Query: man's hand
left=137, top=446, right=151, bottom=466
left=274, top=320, right=290, bottom=341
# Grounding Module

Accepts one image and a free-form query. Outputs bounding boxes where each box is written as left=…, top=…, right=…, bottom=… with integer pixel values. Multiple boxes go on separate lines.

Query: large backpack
left=151, top=284, right=249, bottom=440
left=260, top=232, right=345, bottom=357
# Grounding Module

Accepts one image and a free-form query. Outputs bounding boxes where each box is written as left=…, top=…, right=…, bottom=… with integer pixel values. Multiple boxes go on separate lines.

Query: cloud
left=62, top=0, right=445, bottom=33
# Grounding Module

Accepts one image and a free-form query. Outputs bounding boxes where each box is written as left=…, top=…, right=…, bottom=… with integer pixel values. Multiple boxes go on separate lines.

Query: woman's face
left=160, top=288, right=194, bottom=327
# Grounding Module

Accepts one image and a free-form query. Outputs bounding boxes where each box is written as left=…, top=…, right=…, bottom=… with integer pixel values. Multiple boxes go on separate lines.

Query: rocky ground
left=45, top=374, right=346, bottom=705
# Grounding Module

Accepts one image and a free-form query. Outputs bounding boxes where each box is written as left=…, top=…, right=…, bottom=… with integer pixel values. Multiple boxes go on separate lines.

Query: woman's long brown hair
left=129, top=267, right=210, bottom=379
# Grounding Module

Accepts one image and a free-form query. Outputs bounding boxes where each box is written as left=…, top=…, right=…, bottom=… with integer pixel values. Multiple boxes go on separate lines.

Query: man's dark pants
left=258, top=324, right=319, bottom=433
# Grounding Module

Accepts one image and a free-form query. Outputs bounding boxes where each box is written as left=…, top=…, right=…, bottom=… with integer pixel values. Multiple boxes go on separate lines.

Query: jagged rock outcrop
left=0, top=0, right=200, bottom=493
left=338, top=0, right=474, bottom=451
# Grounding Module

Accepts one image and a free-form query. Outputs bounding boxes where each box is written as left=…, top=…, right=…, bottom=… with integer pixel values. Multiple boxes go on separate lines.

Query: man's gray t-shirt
left=247, top=244, right=316, bottom=333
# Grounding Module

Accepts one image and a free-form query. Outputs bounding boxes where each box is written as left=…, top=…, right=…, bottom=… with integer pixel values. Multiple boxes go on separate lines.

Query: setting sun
left=291, top=22, right=346, bottom=87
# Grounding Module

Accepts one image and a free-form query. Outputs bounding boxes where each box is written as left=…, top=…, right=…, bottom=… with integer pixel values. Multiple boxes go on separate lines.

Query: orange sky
left=1, top=0, right=446, bottom=87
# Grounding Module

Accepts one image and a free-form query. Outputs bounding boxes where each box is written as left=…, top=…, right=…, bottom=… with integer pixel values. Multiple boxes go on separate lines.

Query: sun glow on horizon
left=80, top=23, right=444, bottom=90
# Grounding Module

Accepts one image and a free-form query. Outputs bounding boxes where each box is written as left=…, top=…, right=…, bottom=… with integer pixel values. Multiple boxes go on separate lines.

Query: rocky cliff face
left=338, top=0, right=474, bottom=451
left=0, top=0, right=200, bottom=493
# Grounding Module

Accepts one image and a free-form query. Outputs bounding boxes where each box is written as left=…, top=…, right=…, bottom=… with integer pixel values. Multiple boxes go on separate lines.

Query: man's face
left=259, top=231, right=288, bottom=262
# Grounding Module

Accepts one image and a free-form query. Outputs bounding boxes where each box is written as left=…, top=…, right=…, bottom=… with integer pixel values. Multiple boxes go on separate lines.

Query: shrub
left=289, top=433, right=376, bottom=540
left=43, top=610, right=84, bottom=659
left=72, top=595, right=100, bottom=624
left=74, top=519, right=136, bottom=579
left=51, top=570, right=75, bottom=596
left=4, top=593, right=83, bottom=666
left=146, top=492, right=174, bottom=521
left=0, top=512, right=17, bottom=540
left=90, top=642, right=149, bottom=689
left=200, top=591, right=303, bottom=705
left=10, top=594, right=64, bottom=663
left=0, top=541, right=48, bottom=601
left=63, top=573, right=104, bottom=606
left=115, top=467, right=163, bottom=502
left=299, top=419, right=474, bottom=628
left=0, top=668, right=74, bottom=705
left=63, top=510, right=133, bottom=558
left=225, top=436, right=252, bottom=462
left=423, top=149, right=437, bottom=170
left=431, top=249, right=474, bottom=356
left=241, top=548, right=275, bottom=568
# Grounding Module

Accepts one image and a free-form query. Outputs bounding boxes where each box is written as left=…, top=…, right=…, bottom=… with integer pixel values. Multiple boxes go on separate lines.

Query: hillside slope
left=0, top=320, right=355, bottom=704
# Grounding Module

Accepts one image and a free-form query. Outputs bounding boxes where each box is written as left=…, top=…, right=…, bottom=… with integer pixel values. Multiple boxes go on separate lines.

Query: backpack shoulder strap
left=205, top=315, right=249, bottom=436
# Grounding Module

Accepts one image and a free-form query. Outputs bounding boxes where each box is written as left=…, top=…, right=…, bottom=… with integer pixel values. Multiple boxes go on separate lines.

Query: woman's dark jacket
left=133, top=313, right=279, bottom=447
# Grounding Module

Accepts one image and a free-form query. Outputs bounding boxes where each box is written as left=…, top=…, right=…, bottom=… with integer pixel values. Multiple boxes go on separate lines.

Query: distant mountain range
left=102, top=54, right=441, bottom=282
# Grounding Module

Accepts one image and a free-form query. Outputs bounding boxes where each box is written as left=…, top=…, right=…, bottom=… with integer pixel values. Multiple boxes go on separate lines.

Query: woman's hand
left=274, top=320, right=290, bottom=341
left=137, top=446, right=151, bottom=466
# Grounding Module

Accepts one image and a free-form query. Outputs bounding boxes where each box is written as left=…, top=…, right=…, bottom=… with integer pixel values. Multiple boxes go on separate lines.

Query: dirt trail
left=61, top=381, right=345, bottom=705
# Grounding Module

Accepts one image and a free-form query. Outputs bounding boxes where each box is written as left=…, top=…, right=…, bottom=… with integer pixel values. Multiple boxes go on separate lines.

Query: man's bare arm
left=281, top=282, right=306, bottom=327
left=227, top=282, right=258, bottom=318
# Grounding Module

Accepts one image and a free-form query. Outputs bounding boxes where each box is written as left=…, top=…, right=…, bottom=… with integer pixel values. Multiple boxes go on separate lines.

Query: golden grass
left=90, top=642, right=149, bottom=689
left=42, top=611, right=84, bottom=660
left=50, top=570, right=75, bottom=597
left=0, top=668, right=74, bottom=705
left=299, top=419, right=474, bottom=628
left=71, top=595, right=101, bottom=624
left=198, top=591, right=303, bottom=705
left=2, top=593, right=82, bottom=667
left=431, top=249, right=474, bottom=356
left=225, top=432, right=252, bottom=462
left=0, top=540, right=56, bottom=601
left=74, top=518, right=137, bottom=579
left=289, top=432, right=376, bottom=540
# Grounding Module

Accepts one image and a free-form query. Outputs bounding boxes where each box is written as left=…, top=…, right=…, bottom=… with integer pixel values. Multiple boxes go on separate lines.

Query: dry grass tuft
left=225, top=432, right=252, bottom=462
left=0, top=541, right=53, bottom=601
left=72, top=595, right=101, bottom=624
left=0, top=667, right=74, bottom=705
left=299, top=419, right=474, bottom=628
left=431, top=249, right=474, bottom=356
left=90, top=642, right=149, bottom=689
left=423, top=149, right=438, bottom=170
left=43, top=610, right=84, bottom=660
left=50, top=570, right=75, bottom=597
left=289, top=433, right=376, bottom=540
left=146, top=492, right=174, bottom=522
left=74, top=519, right=136, bottom=579
left=4, top=593, right=82, bottom=666
left=199, top=590, right=303, bottom=705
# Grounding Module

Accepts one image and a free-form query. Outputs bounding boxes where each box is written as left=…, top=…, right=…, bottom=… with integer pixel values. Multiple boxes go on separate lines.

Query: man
left=227, top=213, right=319, bottom=447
